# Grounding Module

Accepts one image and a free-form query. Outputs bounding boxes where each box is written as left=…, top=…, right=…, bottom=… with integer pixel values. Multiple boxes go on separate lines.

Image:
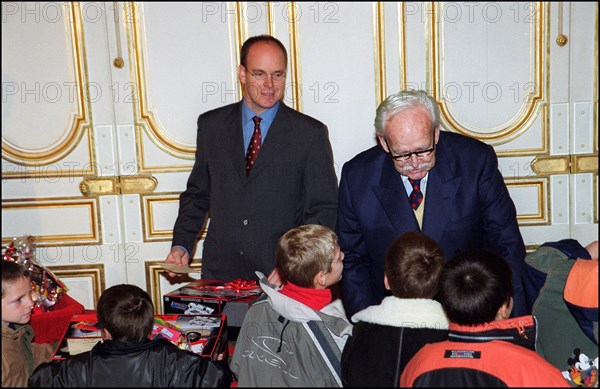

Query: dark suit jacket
left=172, top=101, right=338, bottom=281
left=336, top=131, right=527, bottom=317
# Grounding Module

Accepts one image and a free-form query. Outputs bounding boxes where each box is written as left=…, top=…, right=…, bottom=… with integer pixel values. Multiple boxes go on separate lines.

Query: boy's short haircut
left=384, top=231, right=444, bottom=299
left=2, top=260, right=31, bottom=297
left=276, top=224, right=337, bottom=288
left=97, top=284, right=154, bottom=341
left=440, top=250, right=513, bottom=325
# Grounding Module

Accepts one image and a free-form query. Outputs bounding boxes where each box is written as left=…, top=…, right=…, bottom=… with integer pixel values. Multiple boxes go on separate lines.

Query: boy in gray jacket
left=231, top=224, right=352, bottom=387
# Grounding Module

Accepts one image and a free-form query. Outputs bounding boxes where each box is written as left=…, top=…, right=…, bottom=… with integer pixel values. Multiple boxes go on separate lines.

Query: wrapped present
left=2, top=235, right=68, bottom=311
left=163, top=279, right=261, bottom=335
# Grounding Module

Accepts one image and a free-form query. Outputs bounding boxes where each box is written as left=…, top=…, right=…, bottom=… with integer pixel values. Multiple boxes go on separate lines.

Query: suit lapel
left=372, top=156, right=420, bottom=231
left=219, top=102, right=246, bottom=180
left=422, top=135, right=461, bottom=241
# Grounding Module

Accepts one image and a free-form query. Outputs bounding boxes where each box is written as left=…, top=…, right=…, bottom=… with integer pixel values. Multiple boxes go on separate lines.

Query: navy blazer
left=336, top=131, right=527, bottom=317
left=173, top=101, right=338, bottom=281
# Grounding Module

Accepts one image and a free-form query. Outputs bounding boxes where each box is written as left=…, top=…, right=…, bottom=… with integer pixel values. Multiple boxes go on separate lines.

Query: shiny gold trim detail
left=146, top=261, right=202, bottom=313
left=572, top=155, right=599, bottom=173
left=50, top=264, right=105, bottom=310
left=80, top=177, right=119, bottom=197
left=1, top=3, right=93, bottom=167
left=556, top=34, right=568, bottom=46
left=508, top=180, right=546, bottom=222
left=531, top=156, right=571, bottom=175
left=113, top=57, right=125, bottom=68
left=374, top=2, right=386, bottom=106
left=495, top=108, right=548, bottom=156
left=398, top=3, right=407, bottom=90
left=113, top=2, right=125, bottom=67
left=127, top=2, right=195, bottom=160
left=531, top=155, right=599, bottom=175
left=120, top=175, right=158, bottom=194
left=556, top=2, right=568, bottom=46
left=79, top=175, right=157, bottom=197
left=430, top=2, right=548, bottom=145
left=2, top=199, right=99, bottom=244
left=288, top=2, right=302, bottom=112
left=233, top=2, right=244, bottom=103
left=141, top=195, right=208, bottom=242
left=267, top=2, right=275, bottom=36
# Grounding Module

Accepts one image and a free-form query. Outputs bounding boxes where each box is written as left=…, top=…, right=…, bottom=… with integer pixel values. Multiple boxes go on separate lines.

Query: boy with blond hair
left=231, top=224, right=352, bottom=387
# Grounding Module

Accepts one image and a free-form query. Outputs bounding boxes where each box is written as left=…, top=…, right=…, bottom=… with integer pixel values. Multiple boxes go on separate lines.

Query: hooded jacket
left=28, top=336, right=231, bottom=387
left=231, top=276, right=353, bottom=387
left=342, top=296, right=449, bottom=387
left=400, top=315, right=570, bottom=387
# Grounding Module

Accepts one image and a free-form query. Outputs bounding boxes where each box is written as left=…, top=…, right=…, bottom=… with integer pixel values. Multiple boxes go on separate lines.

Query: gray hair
left=374, top=90, right=440, bottom=136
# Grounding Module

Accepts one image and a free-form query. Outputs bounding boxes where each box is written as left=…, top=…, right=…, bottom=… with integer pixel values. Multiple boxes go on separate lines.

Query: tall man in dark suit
left=165, top=35, right=338, bottom=281
left=337, top=90, right=527, bottom=318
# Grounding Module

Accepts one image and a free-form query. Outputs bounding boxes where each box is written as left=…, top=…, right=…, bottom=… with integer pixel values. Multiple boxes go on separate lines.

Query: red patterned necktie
left=245, top=116, right=262, bottom=175
left=408, top=179, right=423, bottom=210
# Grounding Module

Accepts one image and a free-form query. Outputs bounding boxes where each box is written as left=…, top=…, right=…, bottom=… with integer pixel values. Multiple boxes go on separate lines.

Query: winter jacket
left=342, top=297, right=449, bottom=387
left=400, top=315, right=570, bottom=387
left=28, top=336, right=231, bottom=387
left=523, top=240, right=597, bottom=369
left=2, top=324, right=54, bottom=387
left=230, top=276, right=353, bottom=387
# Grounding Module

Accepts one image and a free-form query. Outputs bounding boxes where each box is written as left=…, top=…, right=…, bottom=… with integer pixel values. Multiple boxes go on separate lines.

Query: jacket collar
left=448, top=315, right=537, bottom=351
left=256, top=273, right=352, bottom=337
left=93, top=336, right=167, bottom=356
left=351, top=296, right=449, bottom=329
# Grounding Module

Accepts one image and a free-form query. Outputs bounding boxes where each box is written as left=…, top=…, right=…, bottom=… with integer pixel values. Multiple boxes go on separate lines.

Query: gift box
left=30, top=293, right=85, bottom=344
left=51, top=313, right=227, bottom=361
left=163, top=279, right=261, bottom=326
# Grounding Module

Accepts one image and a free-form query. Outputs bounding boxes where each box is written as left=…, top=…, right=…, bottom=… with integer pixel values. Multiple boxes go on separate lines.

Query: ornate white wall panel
left=2, top=2, right=597, bottom=301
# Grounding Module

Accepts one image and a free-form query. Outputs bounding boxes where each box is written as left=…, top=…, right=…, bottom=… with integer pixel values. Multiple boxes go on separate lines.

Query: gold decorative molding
left=398, top=2, right=407, bottom=90
left=50, top=264, right=105, bottom=309
left=126, top=2, right=195, bottom=160
left=531, top=155, right=599, bottom=175
left=556, top=2, right=568, bottom=47
left=1, top=2, right=94, bottom=167
left=267, top=2, right=275, bottom=36
left=141, top=194, right=208, bottom=242
left=2, top=198, right=99, bottom=245
left=287, top=1, right=302, bottom=112
left=429, top=2, right=548, bottom=145
left=146, top=260, right=202, bottom=313
left=373, top=2, right=386, bottom=106
left=508, top=180, right=547, bottom=223
left=80, top=175, right=157, bottom=197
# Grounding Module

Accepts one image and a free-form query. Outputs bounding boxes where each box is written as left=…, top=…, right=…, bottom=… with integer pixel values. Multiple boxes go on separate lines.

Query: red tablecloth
left=30, top=294, right=85, bottom=344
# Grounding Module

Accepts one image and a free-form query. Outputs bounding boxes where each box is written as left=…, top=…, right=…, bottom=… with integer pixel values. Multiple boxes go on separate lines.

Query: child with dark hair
left=341, top=231, right=449, bottom=387
left=2, top=260, right=54, bottom=387
left=401, top=250, right=570, bottom=387
left=231, top=224, right=352, bottom=387
left=29, top=284, right=231, bottom=387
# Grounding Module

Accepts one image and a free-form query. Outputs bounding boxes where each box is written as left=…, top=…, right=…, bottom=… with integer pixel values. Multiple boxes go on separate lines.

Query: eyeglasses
left=243, top=66, right=286, bottom=82
left=385, top=138, right=436, bottom=162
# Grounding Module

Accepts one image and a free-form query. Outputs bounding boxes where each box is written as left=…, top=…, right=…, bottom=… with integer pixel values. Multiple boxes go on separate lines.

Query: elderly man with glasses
left=336, top=90, right=527, bottom=319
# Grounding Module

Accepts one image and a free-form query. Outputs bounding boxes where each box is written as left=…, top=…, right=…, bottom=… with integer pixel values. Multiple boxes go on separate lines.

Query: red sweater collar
left=279, top=281, right=332, bottom=311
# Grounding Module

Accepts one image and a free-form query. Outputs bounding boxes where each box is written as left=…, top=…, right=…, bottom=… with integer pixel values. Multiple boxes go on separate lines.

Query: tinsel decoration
left=2, top=236, right=68, bottom=311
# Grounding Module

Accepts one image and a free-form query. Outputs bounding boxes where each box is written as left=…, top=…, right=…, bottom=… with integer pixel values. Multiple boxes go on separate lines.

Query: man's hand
left=164, top=247, right=190, bottom=278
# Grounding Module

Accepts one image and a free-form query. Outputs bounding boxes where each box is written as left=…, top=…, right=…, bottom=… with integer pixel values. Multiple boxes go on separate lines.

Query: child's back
left=341, top=231, right=449, bottom=387
left=28, top=284, right=231, bottom=387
